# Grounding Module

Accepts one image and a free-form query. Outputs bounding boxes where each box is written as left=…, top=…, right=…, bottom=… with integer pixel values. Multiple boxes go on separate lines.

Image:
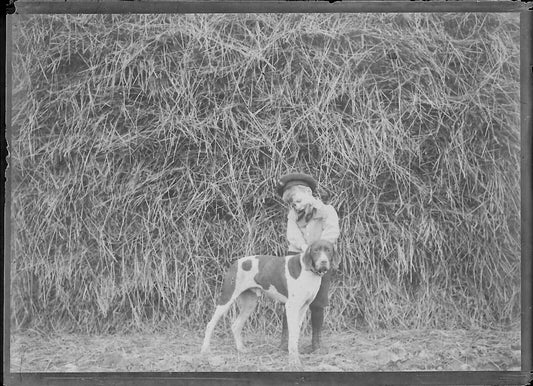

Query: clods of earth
left=10, top=327, right=520, bottom=372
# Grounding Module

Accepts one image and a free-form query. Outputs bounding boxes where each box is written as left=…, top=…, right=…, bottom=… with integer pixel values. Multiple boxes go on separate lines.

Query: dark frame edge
left=4, top=371, right=533, bottom=386
left=4, top=3, right=532, bottom=385
left=520, top=9, right=533, bottom=374
left=3, top=10, right=13, bottom=383
left=13, top=1, right=529, bottom=15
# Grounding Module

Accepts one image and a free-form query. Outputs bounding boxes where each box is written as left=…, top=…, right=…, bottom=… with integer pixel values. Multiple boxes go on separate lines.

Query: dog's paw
left=207, top=355, right=227, bottom=368
left=288, top=354, right=303, bottom=369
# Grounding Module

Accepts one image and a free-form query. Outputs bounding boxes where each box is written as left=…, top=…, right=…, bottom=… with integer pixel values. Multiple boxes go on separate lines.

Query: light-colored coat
left=287, top=201, right=340, bottom=253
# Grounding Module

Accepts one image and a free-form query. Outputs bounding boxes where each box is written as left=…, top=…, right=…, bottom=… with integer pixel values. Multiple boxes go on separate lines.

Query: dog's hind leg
left=201, top=262, right=241, bottom=354
left=201, top=301, right=234, bottom=354
left=232, top=289, right=259, bottom=352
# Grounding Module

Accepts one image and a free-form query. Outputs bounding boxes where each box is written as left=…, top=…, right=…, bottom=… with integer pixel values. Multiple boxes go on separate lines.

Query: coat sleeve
left=286, top=210, right=308, bottom=251
left=320, top=205, right=340, bottom=244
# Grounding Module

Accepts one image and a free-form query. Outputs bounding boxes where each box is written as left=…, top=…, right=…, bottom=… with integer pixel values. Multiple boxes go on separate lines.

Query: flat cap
left=276, top=173, right=318, bottom=197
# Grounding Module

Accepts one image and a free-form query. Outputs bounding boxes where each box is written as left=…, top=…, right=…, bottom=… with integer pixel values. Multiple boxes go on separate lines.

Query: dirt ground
left=9, top=326, right=520, bottom=373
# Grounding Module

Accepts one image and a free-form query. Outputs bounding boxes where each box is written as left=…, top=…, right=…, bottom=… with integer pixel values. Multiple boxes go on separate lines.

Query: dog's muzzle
left=312, top=262, right=329, bottom=276
left=316, top=266, right=329, bottom=275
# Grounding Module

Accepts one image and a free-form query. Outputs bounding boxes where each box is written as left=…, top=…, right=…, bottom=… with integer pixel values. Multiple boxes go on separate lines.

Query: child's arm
left=320, top=205, right=340, bottom=244
left=287, top=210, right=308, bottom=252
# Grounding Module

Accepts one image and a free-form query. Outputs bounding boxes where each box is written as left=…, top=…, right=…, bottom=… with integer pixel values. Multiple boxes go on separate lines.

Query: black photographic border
left=3, top=2, right=532, bottom=385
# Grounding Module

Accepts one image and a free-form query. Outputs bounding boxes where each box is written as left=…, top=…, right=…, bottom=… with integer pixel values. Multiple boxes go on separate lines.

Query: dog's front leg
left=285, top=302, right=302, bottom=367
left=298, top=302, right=310, bottom=331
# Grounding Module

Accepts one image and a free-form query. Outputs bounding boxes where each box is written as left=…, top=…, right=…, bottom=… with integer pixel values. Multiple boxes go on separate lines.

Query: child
left=276, top=172, right=340, bottom=353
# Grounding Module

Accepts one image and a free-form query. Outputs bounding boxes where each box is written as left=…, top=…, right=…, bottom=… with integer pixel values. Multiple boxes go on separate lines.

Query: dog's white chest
left=286, top=270, right=322, bottom=302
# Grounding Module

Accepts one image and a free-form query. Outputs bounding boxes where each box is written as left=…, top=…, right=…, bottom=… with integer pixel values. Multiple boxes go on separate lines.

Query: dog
left=200, top=240, right=337, bottom=366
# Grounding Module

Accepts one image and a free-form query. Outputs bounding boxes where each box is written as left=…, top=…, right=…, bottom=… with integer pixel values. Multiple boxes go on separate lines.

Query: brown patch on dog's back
left=217, top=262, right=238, bottom=305
left=287, top=254, right=302, bottom=279
left=253, top=256, right=288, bottom=298
left=241, top=259, right=252, bottom=271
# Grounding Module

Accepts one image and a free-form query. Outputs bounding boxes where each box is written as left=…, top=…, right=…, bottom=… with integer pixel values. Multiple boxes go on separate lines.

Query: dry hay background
left=10, top=13, right=521, bottom=334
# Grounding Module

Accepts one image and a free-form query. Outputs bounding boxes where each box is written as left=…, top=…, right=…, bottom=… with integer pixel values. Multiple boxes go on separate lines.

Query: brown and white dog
left=201, top=240, right=337, bottom=366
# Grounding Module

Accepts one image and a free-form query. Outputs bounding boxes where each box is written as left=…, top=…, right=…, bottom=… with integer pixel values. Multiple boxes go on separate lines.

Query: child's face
left=288, top=189, right=313, bottom=213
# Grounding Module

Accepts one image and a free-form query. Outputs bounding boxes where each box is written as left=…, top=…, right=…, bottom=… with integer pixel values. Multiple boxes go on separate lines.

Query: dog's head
left=302, top=240, right=338, bottom=276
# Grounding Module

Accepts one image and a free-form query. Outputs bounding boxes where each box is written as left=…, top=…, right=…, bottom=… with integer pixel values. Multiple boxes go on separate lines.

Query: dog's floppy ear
left=301, top=245, right=313, bottom=271
left=331, top=244, right=341, bottom=269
